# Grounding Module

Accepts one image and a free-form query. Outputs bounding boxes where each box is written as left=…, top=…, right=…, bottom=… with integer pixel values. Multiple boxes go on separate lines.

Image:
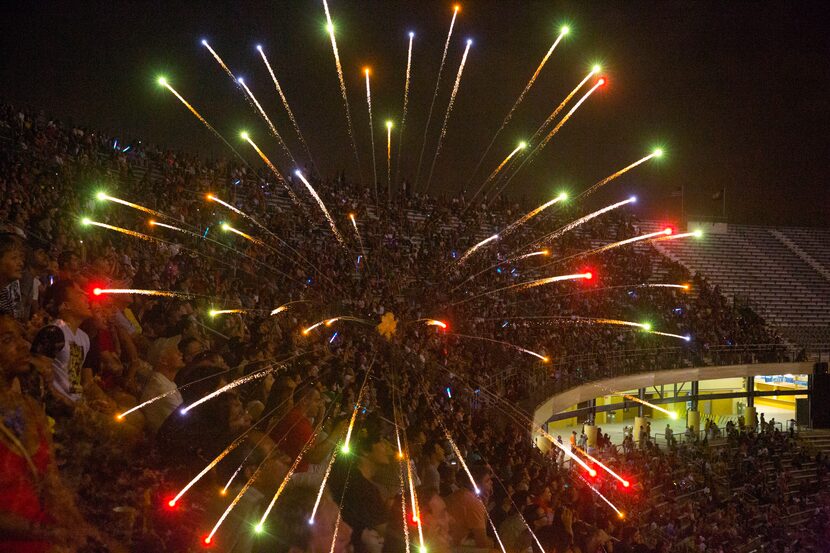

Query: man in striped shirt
left=0, top=233, right=25, bottom=320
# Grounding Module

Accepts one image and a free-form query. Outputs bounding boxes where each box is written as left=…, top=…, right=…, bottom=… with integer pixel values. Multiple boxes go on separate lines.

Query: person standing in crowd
left=0, top=233, right=25, bottom=320
left=419, top=438, right=446, bottom=491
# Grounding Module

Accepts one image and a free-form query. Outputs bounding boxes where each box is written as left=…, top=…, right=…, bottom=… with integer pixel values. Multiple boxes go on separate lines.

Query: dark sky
left=2, top=1, right=828, bottom=226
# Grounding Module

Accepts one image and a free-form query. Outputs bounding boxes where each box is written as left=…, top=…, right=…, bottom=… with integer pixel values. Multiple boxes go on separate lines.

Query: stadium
left=1, top=2, right=828, bottom=552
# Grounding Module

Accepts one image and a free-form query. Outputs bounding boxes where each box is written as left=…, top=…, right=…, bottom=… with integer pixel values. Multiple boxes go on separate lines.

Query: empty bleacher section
left=644, top=221, right=830, bottom=345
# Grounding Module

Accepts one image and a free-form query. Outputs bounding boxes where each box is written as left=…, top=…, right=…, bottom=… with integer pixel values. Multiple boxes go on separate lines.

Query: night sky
left=2, top=1, right=828, bottom=226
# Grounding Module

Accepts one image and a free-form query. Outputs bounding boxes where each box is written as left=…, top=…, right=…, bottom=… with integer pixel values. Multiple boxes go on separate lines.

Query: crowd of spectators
left=1, top=102, right=821, bottom=553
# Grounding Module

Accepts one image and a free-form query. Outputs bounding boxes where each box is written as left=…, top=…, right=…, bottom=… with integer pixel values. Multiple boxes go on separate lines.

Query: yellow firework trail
left=452, top=272, right=592, bottom=307
left=168, top=438, right=244, bottom=507
left=541, top=228, right=673, bottom=270
left=475, top=141, right=526, bottom=199
left=302, top=316, right=357, bottom=336
left=391, top=406, right=411, bottom=553
left=309, top=447, right=339, bottom=524
left=257, top=423, right=326, bottom=529
left=573, top=446, right=630, bottom=487
left=425, top=319, right=447, bottom=329
left=386, top=121, right=393, bottom=192
left=148, top=219, right=202, bottom=240
left=446, top=332, right=549, bottom=362
left=201, top=39, right=236, bottom=80
left=528, top=196, right=637, bottom=249
left=294, top=170, right=346, bottom=246
left=456, top=233, right=499, bottom=265
left=181, top=365, right=279, bottom=414
left=205, top=451, right=273, bottom=544
left=239, top=132, right=288, bottom=184
left=95, top=191, right=167, bottom=219
left=157, top=77, right=243, bottom=159
left=450, top=250, right=550, bottom=293
left=237, top=77, right=295, bottom=164
left=270, top=300, right=308, bottom=317
left=458, top=234, right=500, bottom=265
left=81, top=218, right=164, bottom=244
left=578, top=149, right=663, bottom=200
left=466, top=27, right=569, bottom=190
left=415, top=5, right=460, bottom=188
left=425, top=38, right=473, bottom=192
left=341, top=364, right=372, bottom=454
left=617, top=392, right=681, bottom=418
left=364, top=68, right=378, bottom=196
left=533, top=78, right=605, bottom=155
left=221, top=222, right=266, bottom=247
left=501, top=192, right=567, bottom=237
left=256, top=44, right=314, bottom=165
left=328, top=512, right=343, bottom=553
left=208, top=309, right=246, bottom=317
left=322, top=0, right=361, bottom=181
left=487, top=67, right=600, bottom=201
left=649, top=330, right=692, bottom=341
left=92, top=288, right=193, bottom=299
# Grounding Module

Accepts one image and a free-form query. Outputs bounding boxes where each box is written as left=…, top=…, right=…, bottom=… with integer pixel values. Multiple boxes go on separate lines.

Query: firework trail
left=472, top=141, right=527, bottom=201
left=386, top=121, right=393, bottom=196
left=415, top=5, right=460, bottom=189
left=466, top=27, right=569, bottom=189
left=573, top=446, right=630, bottom=487
left=294, top=170, right=346, bottom=246
left=208, top=308, right=246, bottom=317
left=328, top=512, right=343, bottom=553
left=239, top=132, right=291, bottom=190
left=539, top=228, right=674, bottom=270
left=655, top=229, right=703, bottom=241
left=256, top=44, right=315, bottom=166
left=309, top=447, right=340, bottom=524
left=95, top=191, right=173, bottom=222
left=156, top=77, right=244, bottom=161
left=148, top=220, right=202, bottom=239
left=500, top=192, right=567, bottom=237
left=81, top=218, right=168, bottom=244
left=616, top=392, right=681, bottom=417
left=488, top=78, right=605, bottom=204
left=342, top=363, right=373, bottom=453
left=578, top=474, right=625, bottom=519
left=449, top=250, right=549, bottom=293
left=424, top=39, right=473, bottom=192
left=348, top=213, right=369, bottom=268
left=521, top=196, right=637, bottom=251
left=179, top=366, right=284, bottom=415
left=486, top=67, right=599, bottom=201
left=395, top=32, right=415, bottom=186
left=456, top=233, right=499, bottom=265
left=270, top=300, right=310, bottom=317
left=451, top=272, right=592, bottom=306
left=237, top=77, right=296, bottom=165
left=391, top=402, right=411, bottom=553
left=322, top=0, right=362, bottom=182
left=201, top=39, right=236, bottom=81
left=220, top=222, right=267, bottom=248
left=92, top=288, right=194, bottom=299
left=444, top=332, right=549, bottom=362
left=577, top=149, right=663, bottom=200
left=364, top=68, right=378, bottom=199
left=168, top=438, right=244, bottom=508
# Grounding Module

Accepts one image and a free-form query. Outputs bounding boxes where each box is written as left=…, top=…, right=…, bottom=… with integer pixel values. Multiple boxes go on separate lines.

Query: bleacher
left=641, top=222, right=830, bottom=345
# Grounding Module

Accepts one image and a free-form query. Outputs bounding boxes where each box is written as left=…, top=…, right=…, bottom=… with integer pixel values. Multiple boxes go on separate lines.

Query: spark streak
left=256, top=44, right=314, bottom=165
left=415, top=5, right=460, bottom=189
left=500, top=192, right=567, bottom=237
left=395, top=32, right=414, bottom=186
left=541, top=228, right=673, bottom=269
left=168, top=438, right=244, bottom=507
left=449, top=250, right=550, bottom=293
left=446, top=332, right=549, bottom=362
left=182, top=365, right=283, bottom=414
left=533, top=78, right=604, bottom=157
left=655, top=229, right=703, bottom=241
left=456, top=233, right=499, bottom=265
left=528, top=196, right=637, bottom=249
left=148, top=220, right=202, bottom=239
left=92, top=288, right=193, bottom=299
left=475, top=141, right=526, bottom=198
left=425, top=319, right=447, bottom=329
left=386, top=121, right=393, bottom=194
left=206, top=451, right=272, bottom=543
left=309, top=447, right=339, bottom=524
left=617, top=392, right=681, bottom=418
left=294, top=170, right=346, bottom=246
left=208, top=309, right=246, bottom=317
left=322, top=0, right=361, bottom=181
left=580, top=475, right=625, bottom=519
left=237, top=77, right=295, bottom=164
left=221, top=222, right=266, bottom=247
left=342, top=366, right=372, bottom=454
left=157, top=77, right=243, bottom=159
left=81, top=218, right=166, bottom=244
left=425, top=39, right=473, bottom=192
left=96, top=192, right=167, bottom=220
left=454, top=273, right=592, bottom=305
left=238, top=133, right=295, bottom=198
left=573, top=446, right=630, bottom=487
left=466, top=27, right=569, bottom=190
left=364, top=68, right=378, bottom=199
left=201, top=39, right=236, bottom=81
left=578, top=149, right=663, bottom=200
